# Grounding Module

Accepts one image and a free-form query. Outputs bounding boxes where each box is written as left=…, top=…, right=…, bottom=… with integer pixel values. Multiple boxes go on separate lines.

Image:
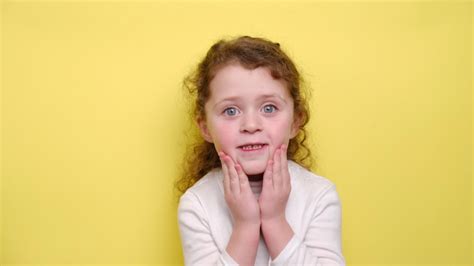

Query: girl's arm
left=219, top=152, right=261, bottom=266
left=258, top=146, right=294, bottom=258
left=225, top=222, right=260, bottom=265
left=259, top=145, right=345, bottom=265
left=263, top=184, right=345, bottom=265
left=178, top=189, right=259, bottom=266
left=178, top=189, right=260, bottom=266
left=178, top=191, right=236, bottom=265
left=178, top=153, right=261, bottom=266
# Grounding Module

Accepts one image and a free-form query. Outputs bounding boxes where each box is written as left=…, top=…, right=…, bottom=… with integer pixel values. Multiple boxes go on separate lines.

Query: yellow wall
left=1, top=0, right=472, bottom=265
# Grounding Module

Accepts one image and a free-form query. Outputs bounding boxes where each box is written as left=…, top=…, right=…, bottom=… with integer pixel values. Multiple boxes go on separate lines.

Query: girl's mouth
left=238, top=144, right=268, bottom=151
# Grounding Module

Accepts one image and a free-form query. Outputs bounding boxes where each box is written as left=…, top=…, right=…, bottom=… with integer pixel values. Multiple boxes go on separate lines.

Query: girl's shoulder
left=288, top=160, right=337, bottom=196
left=179, top=168, right=224, bottom=201
left=190, top=167, right=222, bottom=189
left=178, top=168, right=227, bottom=217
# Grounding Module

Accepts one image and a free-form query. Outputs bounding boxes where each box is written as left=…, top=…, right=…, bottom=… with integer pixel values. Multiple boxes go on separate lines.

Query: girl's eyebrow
left=258, top=93, right=287, bottom=103
left=213, top=96, right=241, bottom=109
left=214, top=94, right=287, bottom=108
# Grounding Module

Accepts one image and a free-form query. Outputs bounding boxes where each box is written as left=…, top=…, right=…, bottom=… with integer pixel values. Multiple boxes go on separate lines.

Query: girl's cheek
left=214, top=135, right=233, bottom=153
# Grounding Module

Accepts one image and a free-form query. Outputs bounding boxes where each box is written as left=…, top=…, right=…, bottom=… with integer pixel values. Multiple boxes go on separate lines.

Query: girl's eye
left=224, top=107, right=239, bottom=116
left=262, top=104, right=277, bottom=113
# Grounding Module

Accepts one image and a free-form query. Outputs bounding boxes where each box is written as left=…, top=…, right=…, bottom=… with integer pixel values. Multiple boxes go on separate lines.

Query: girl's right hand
left=219, top=151, right=261, bottom=227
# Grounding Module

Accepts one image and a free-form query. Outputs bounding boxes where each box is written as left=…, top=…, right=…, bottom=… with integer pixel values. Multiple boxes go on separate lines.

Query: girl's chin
left=232, top=156, right=270, bottom=177
left=241, top=164, right=267, bottom=176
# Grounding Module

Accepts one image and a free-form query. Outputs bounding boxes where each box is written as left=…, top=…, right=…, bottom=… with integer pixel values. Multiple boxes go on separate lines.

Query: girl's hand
left=219, top=151, right=261, bottom=227
left=258, top=144, right=291, bottom=223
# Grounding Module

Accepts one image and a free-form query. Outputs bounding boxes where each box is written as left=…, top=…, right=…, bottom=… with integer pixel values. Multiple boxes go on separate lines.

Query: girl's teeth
left=243, top=144, right=263, bottom=150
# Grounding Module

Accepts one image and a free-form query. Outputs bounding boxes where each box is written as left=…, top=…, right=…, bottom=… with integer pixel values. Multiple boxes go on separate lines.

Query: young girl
left=176, top=36, right=345, bottom=265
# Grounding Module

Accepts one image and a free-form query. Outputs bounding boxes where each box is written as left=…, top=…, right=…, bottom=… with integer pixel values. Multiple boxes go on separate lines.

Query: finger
left=225, top=155, right=241, bottom=195
left=273, top=148, right=282, bottom=190
left=218, top=152, right=231, bottom=196
left=281, top=144, right=291, bottom=188
left=262, top=159, right=273, bottom=191
left=235, top=163, right=250, bottom=192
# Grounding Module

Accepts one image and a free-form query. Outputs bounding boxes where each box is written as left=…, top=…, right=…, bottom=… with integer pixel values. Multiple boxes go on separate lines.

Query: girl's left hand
left=258, top=144, right=291, bottom=223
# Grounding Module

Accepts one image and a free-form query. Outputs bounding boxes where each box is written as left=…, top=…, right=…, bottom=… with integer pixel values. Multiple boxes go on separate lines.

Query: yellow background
left=1, top=0, right=472, bottom=265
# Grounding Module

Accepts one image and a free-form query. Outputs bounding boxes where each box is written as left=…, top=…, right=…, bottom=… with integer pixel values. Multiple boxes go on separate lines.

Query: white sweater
left=177, top=160, right=346, bottom=265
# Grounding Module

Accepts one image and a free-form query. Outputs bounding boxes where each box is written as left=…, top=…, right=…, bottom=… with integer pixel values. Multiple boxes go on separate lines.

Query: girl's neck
left=248, top=173, right=263, bottom=182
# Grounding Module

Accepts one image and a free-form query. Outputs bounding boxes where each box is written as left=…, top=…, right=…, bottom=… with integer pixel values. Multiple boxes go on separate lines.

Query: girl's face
left=198, top=63, right=299, bottom=175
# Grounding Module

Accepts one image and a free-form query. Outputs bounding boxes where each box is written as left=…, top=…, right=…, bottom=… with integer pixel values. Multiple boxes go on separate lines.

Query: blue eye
left=262, top=104, right=277, bottom=113
left=224, top=107, right=239, bottom=116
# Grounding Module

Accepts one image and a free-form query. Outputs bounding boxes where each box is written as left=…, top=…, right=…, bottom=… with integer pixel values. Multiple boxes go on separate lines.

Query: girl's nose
left=240, top=113, right=262, bottom=133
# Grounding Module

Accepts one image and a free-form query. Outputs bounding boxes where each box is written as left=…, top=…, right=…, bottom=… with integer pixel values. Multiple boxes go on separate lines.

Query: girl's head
left=177, top=36, right=312, bottom=193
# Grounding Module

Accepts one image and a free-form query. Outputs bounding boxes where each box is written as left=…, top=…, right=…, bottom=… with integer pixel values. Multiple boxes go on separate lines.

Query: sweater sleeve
left=177, top=191, right=239, bottom=266
left=270, top=184, right=346, bottom=266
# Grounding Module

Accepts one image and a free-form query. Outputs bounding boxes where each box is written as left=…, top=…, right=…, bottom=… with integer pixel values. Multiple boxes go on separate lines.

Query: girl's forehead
left=209, top=64, right=291, bottom=100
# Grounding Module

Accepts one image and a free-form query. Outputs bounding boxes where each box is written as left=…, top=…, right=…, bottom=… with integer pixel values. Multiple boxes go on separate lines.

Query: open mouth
left=238, top=144, right=268, bottom=151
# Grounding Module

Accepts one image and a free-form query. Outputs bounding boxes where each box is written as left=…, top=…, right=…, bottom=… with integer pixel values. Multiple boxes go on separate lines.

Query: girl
left=176, top=36, right=345, bottom=265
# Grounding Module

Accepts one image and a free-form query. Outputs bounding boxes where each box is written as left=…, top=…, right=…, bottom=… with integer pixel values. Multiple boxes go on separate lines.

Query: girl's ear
left=290, top=113, right=302, bottom=139
left=197, top=117, right=213, bottom=143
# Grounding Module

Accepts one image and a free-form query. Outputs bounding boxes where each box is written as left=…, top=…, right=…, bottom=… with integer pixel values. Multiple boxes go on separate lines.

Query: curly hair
left=175, top=35, right=314, bottom=196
